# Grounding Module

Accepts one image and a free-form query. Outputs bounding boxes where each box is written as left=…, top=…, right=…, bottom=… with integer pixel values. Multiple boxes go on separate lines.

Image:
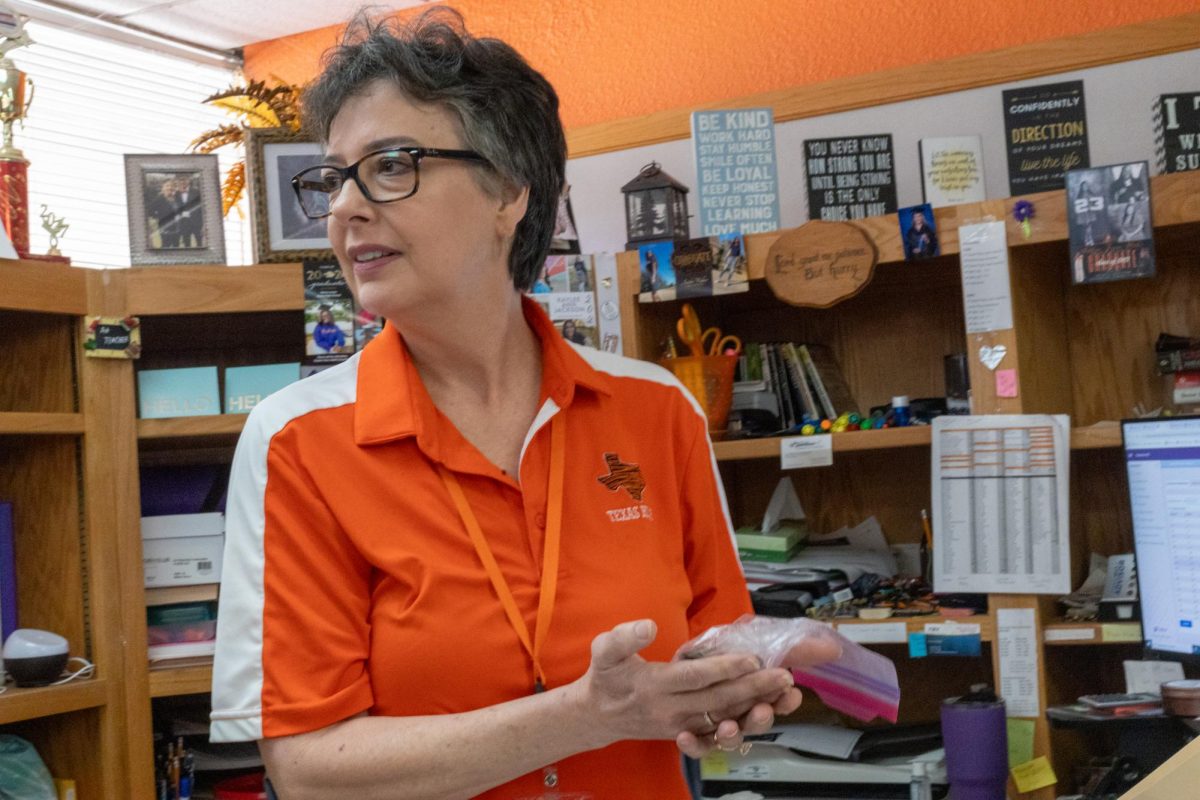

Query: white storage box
left=141, top=512, right=224, bottom=588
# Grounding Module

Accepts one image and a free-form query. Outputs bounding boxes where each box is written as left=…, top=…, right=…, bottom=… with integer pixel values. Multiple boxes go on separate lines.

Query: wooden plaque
left=765, top=221, right=878, bottom=308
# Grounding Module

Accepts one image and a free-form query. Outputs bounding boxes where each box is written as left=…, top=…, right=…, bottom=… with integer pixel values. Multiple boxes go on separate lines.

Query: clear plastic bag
left=675, top=614, right=900, bottom=723
left=0, top=735, right=57, bottom=800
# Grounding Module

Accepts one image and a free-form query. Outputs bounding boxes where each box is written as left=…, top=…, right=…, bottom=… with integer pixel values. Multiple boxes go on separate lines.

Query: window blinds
left=14, top=20, right=248, bottom=267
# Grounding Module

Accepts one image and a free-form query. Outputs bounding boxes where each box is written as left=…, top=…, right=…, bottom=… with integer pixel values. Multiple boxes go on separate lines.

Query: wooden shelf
left=0, top=678, right=107, bottom=725
left=835, top=614, right=994, bottom=643
left=0, top=258, right=86, bottom=314
left=1043, top=621, right=1143, bottom=646
left=1070, top=421, right=1122, bottom=450
left=138, top=414, right=248, bottom=440
left=714, top=426, right=931, bottom=461
left=148, top=664, right=213, bottom=698
left=127, top=263, right=305, bottom=315
left=713, top=422, right=1123, bottom=462
left=0, top=411, right=85, bottom=435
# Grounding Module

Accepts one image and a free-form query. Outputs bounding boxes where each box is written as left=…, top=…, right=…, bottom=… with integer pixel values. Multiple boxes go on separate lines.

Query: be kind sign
left=691, top=108, right=780, bottom=236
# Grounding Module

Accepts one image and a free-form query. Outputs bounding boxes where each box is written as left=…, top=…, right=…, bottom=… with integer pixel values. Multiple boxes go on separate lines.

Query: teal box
left=224, top=363, right=299, bottom=414
left=137, top=367, right=220, bottom=419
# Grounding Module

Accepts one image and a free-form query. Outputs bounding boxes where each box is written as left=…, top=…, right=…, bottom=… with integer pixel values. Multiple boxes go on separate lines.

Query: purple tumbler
left=940, top=692, right=1009, bottom=800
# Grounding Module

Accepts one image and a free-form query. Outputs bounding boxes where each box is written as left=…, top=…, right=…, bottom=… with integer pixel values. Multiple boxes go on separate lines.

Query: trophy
left=39, top=203, right=67, bottom=257
left=0, top=3, right=34, bottom=258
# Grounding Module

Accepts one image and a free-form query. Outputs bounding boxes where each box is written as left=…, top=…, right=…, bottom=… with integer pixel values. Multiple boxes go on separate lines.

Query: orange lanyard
left=437, top=414, right=565, bottom=693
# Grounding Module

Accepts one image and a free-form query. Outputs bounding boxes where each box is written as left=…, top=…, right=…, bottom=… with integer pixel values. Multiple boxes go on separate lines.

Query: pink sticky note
left=996, top=368, right=1019, bottom=398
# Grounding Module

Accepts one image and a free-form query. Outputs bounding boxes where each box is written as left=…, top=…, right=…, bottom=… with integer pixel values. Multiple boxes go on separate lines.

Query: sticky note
left=996, top=368, right=1019, bottom=398
left=908, top=632, right=928, bottom=658
left=700, top=751, right=729, bottom=777
left=1011, top=756, right=1057, bottom=793
left=1007, top=718, right=1036, bottom=768
left=1102, top=623, right=1142, bottom=643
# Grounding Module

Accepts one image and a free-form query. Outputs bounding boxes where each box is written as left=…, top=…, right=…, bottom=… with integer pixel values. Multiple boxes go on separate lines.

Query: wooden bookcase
left=617, top=169, right=1200, bottom=798
left=0, top=261, right=138, bottom=799
left=125, top=264, right=305, bottom=798
left=0, top=261, right=304, bottom=800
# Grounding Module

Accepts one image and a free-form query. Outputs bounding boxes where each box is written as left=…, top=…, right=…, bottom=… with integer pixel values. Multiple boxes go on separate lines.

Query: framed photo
left=124, top=153, right=225, bottom=266
left=247, top=127, right=333, bottom=263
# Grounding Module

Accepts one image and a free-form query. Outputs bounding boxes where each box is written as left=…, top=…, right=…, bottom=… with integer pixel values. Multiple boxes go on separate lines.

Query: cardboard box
left=141, top=512, right=224, bottom=587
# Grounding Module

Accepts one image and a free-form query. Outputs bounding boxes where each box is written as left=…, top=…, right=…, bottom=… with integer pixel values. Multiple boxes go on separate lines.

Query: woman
left=312, top=306, right=346, bottom=353
left=560, top=319, right=588, bottom=346
left=641, top=250, right=661, bottom=301
left=211, top=11, right=833, bottom=800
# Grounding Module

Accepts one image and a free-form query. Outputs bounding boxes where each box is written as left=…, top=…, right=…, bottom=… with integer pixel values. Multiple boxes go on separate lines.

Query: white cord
left=50, top=657, right=96, bottom=685
left=0, top=657, right=94, bottom=692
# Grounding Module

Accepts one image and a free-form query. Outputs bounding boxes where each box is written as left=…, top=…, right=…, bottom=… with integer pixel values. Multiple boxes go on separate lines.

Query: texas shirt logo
left=596, top=452, right=646, bottom=501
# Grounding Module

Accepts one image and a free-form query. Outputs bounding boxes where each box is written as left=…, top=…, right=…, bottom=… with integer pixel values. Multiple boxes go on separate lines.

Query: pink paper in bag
left=675, top=614, right=900, bottom=723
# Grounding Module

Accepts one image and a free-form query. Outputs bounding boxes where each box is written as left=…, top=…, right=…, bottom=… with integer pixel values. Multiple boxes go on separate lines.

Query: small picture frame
left=124, top=153, right=225, bottom=266
left=246, top=127, right=333, bottom=263
left=898, top=203, right=940, bottom=260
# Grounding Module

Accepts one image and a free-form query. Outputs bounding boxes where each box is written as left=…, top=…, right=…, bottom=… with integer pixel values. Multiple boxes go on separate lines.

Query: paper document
left=809, top=516, right=890, bottom=553
left=959, top=220, right=1013, bottom=334
left=749, top=722, right=865, bottom=760
left=1124, top=660, right=1184, bottom=695
left=997, top=608, right=1041, bottom=717
left=932, top=415, right=1071, bottom=594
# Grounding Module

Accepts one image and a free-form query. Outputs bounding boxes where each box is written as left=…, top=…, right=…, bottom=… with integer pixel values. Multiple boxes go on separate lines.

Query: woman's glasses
left=291, top=147, right=489, bottom=219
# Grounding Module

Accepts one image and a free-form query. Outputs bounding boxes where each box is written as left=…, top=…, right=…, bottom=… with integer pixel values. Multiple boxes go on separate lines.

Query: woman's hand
left=569, top=619, right=799, bottom=755
left=674, top=631, right=841, bottom=758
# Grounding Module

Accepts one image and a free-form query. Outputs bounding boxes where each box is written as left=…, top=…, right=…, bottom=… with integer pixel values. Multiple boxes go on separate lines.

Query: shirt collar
left=354, top=294, right=613, bottom=447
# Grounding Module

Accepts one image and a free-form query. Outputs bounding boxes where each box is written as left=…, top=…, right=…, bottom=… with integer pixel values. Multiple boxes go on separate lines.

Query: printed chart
left=932, top=415, right=1071, bottom=594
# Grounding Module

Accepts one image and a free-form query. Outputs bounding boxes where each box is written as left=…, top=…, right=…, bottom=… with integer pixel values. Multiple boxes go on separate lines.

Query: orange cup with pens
left=663, top=303, right=742, bottom=435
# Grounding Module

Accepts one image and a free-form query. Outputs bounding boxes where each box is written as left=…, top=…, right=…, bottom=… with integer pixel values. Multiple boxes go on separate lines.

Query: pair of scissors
left=676, top=303, right=742, bottom=357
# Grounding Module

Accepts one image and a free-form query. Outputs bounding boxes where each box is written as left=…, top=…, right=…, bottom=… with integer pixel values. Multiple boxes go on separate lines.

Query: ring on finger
left=703, top=710, right=719, bottom=729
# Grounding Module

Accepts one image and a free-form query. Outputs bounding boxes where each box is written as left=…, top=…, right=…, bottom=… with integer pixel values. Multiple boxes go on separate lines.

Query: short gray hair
left=303, top=8, right=566, bottom=291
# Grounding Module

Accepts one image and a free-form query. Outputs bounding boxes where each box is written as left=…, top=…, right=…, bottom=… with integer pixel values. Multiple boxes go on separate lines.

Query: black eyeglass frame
left=291, top=146, right=490, bottom=219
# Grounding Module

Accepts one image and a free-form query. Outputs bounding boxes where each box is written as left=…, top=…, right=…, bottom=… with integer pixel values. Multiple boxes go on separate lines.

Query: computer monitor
left=1122, top=415, right=1200, bottom=664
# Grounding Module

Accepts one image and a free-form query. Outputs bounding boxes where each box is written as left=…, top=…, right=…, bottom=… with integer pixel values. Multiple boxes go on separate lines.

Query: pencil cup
left=940, top=695, right=1008, bottom=800
left=662, top=354, right=737, bottom=435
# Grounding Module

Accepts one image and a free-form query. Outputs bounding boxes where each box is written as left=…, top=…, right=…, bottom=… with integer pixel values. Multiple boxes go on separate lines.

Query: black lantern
left=620, top=162, right=690, bottom=249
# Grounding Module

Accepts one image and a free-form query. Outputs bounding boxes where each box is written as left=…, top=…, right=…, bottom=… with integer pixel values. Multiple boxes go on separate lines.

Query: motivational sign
left=765, top=221, right=878, bottom=308
left=1156, top=92, right=1200, bottom=173
left=691, top=108, right=780, bottom=235
left=1003, top=80, right=1089, bottom=194
left=920, top=135, right=986, bottom=207
left=804, top=135, right=897, bottom=221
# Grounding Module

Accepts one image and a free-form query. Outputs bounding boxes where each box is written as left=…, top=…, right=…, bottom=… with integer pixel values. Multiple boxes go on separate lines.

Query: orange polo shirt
left=210, top=297, right=750, bottom=799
